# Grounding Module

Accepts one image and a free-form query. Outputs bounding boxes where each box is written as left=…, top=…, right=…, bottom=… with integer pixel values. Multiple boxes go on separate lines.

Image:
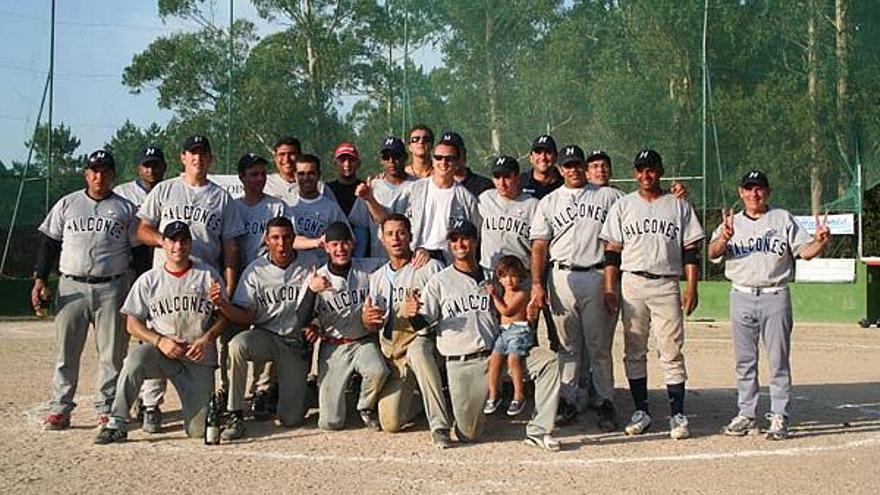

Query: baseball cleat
left=624, top=410, right=652, bottom=435
left=721, top=414, right=756, bottom=436
left=94, top=426, right=127, bottom=445
left=597, top=400, right=619, bottom=432
left=221, top=411, right=246, bottom=441
left=555, top=400, right=578, bottom=427
left=765, top=413, right=790, bottom=440
left=142, top=406, right=162, bottom=434
left=431, top=429, right=452, bottom=450
left=506, top=399, right=526, bottom=417
left=483, top=397, right=501, bottom=415
left=524, top=434, right=561, bottom=452
left=359, top=409, right=381, bottom=431
left=252, top=390, right=271, bottom=421
left=669, top=413, right=690, bottom=440
left=43, top=413, right=70, bottom=431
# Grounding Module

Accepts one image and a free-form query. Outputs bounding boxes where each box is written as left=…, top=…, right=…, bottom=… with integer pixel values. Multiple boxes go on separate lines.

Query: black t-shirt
left=459, top=168, right=494, bottom=198
left=520, top=168, right=563, bottom=200
left=326, top=179, right=363, bottom=216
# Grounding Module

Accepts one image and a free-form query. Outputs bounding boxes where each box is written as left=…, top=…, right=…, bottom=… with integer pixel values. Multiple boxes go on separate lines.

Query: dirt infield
left=1, top=320, right=878, bottom=494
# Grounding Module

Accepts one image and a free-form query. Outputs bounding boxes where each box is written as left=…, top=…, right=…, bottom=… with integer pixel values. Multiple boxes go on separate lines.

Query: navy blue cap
left=559, top=145, right=586, bottom=166
left=438, top=131, right=465, bottom=152
left=491, top=155, right=520, bottom=175
left=86, top=150, right=116, bottom=170
left=162, top=221, right=191, bottom=239
left=634, top=148, right=663, bottom=170
left=740, top=170, right=770, bottom=188
left=324, top=221, right=353, bottom=242
left=531, top=134, right=557, bottom=154
left=237, top=153, right=268, bottom=174
left=379, top=136, right=406, bottom=156
left=182, top=135, right=211, bottom=153
left=586, top=149, right=611, bottom=164
left=447, top=218, right=479, bottom=240
left=137, top=146, right=165, bottom=166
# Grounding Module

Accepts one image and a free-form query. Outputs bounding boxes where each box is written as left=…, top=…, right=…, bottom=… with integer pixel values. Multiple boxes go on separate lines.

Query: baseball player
left=212, top=216, right=321, bottom=439
left=114, top=145, right=169, bottom=434
left=357, top=132, right=480, bottom=264
left=34, top=150, right=137, bottom=430
left=404, top=124, right=434, bottom=179
left=448, top=132, right=493, bottom=198
left=94, top=221, right=228, bottom=443
left=361, top=213, right=452, bottom=447
left=600, top=148, right=705, bottom=440
left=285, top=154, right=350, bottom=263
left=297, top=222, right=389, bottom=431
left=405, top=220, right=561, bottom=450
left=478, top=156, right=539, bottom=273
left=529, top=145, right=624, bottom=431
left=709, top=170, right=829, bottom=440
left=520, top=134, right=562, bottom=200
left=264, top=136, right=336, bottom=204
left=327, top=142, right=364, bottom=216
left=349, top=136, right=416, bottom=259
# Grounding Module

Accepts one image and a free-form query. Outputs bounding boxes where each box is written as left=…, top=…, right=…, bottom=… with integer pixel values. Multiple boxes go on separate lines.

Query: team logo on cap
left=94, top=151, right=106, bottom=160
left=748, top=171, right=760, bottom=179
left=495, top=157, right=505, bottom=166
left=443, top=133, right=453, bottom=141
left=638, top=150, right=649, bottom=159
left=538, top=136, right=549, bottom=144
left=385, top=138, right=395, bottom=146
left=565, top=146, right=575, bottom=155
left=146, top=147, right=156, bottom=156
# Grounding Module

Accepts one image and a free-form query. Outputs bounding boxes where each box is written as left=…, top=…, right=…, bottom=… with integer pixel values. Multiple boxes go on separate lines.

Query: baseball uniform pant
left=227, top=328, right=308, bottom=427
left=446, top=346, right=560, bottom=441
left=730, top=288, right=793, bottom=418
left=140, top=378, right=167, bottom=408
left=317, top=339, right=390, bottom=430
left=620, top=272, right=687, bottom=384
left=109, top=343, right=214, bottom=437
left=579, top=272, right=621, bottom=407
left=547, top=268, right=615, bottom=406
left=50, top=276, right=129, bottom=415
left=377, top=336, right=451, bottom=433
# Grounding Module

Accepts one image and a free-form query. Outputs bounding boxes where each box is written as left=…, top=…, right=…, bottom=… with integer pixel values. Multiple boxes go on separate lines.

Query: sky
left=0, top=0, right=440, bottom=168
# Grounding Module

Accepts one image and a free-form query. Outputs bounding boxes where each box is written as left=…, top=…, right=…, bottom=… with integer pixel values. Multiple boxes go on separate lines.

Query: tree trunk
left=808, top=0, right=823, bottom=215
left=485, top=10, right=501, bottom=155
left=303, top=0, right=320, bottom=127
left=834, top=0, right=851, bottom=166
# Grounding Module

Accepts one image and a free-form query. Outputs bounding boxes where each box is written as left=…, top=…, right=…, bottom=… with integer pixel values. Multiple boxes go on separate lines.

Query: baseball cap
left=586, top=149, right=611, bottom=164
left=634, top=149, right=663, bottom=170
left=437, top=131, right=465, bottom=152
left=379, top=136, right=406, bottom=157
left=237, top=153, right=268, bottom=174
left=137, top=146, right=165, bottom=166
left=162, top=221, right=191, bottom=239
left=447, top=218, right=479, bottom=240
left=85, top=150, right=116, bottom=170
left=491, top=155, right=520, bottom=176
left=559, top=145, right=586, bottom=167
left=740, top=170, right=770, bottom=188
left=531, top=134, right=557, bottom=154
left=324, top=221, right=353, bottom=242
left=334, top=142, right=359, bottom=160
left=182, top=135, right=211, bottom=153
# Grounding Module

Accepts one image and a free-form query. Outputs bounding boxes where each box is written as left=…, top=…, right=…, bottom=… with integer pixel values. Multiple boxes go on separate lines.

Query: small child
left=484, top=256, right=535, bottom=417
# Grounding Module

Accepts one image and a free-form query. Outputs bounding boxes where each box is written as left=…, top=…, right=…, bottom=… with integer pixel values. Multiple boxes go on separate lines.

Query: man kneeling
left=95, top=221, right=228, bottom=444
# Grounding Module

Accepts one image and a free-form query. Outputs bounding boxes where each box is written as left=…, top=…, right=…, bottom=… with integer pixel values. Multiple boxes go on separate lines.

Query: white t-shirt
left=420, top=181, right=456, bottom=250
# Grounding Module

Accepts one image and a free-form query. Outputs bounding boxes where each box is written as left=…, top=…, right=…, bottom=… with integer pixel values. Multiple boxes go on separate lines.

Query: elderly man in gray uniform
left=94, top=221, right=229, bottom=444
left=709, top=171, right=829, bottom=440
left=362, top=214, right=451, bottom=447
left=298, top=222, right=389, bottom=430
left=212, top=216, right=320, bottom=440
left=405, top=220, right=561, bottom=450
left=34, top=150, right=137, bottom=430
left=601, top=149, right=705, bottom=440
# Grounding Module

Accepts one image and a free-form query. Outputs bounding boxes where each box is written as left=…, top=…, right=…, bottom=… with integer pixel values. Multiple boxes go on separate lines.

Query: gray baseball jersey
left=234, top=195, right=287, bottom=267
left=530, top=184, right=624, bottom=267
left=121, top=261, right=224, bottom=365
left=709, top=207, right=812, bottom=287
left=231, top=251, right=321, bottom=338
left=264, top=173, right=336, bottom=205
left=418, top=266, right=497, bottom=357
left=138, top=177, right=245, bottom=269
left=349, top=176, right=416, bottom=259
left=389, top=178, right=480, bottom=252
left=368, top=259, right=444, bottom=344
left=600, top=192, right=705, bottom=275
left=114, top=180, right=149, bottom=207
left=478, top=190, right=539, bottom=270
left=314, top=258, right=385, bottom=340
left=38, top=190, right=137, bottom=277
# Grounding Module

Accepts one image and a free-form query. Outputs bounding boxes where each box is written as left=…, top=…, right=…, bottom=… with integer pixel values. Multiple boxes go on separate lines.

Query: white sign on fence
left=795, top=258, right=855, bottom=282
left=794, top=213, right=854, bottom=235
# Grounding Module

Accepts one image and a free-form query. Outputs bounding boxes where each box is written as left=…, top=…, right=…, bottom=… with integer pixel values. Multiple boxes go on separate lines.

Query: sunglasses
left=410, top=135, right=433, bottom=144
left=380, top=152, right=403, bottom=161
left=433, top=154, right=459, bottom=162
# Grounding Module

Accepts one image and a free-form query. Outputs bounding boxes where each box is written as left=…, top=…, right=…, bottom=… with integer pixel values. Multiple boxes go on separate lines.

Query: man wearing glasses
left=405, top=124, right=434, bottom=179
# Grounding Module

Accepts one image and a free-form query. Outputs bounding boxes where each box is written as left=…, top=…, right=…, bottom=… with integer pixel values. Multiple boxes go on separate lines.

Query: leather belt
left=445, top=350, right=491, bottom=362
left=321, top=335, right=372, bottom=346
left=731, top=284, right=787, bottom=295
left=63, top=273, right=124, bottom=284
left=553, top=262, right=604, bottom=272
left=629, top=271, right=675, bottom=280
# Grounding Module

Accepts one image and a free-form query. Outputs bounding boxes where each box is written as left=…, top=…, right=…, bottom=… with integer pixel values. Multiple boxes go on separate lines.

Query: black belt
left=629, top=271, right=674, bottom=280
left=554, top=262, right=604, bottom=272
left=446, top=350, right=491, bottom=362
left=63, top=273, right=124, bottom=284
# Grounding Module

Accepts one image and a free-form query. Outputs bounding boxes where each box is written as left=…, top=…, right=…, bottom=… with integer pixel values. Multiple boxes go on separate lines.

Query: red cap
left=334, top=142, right=359, bottom=160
